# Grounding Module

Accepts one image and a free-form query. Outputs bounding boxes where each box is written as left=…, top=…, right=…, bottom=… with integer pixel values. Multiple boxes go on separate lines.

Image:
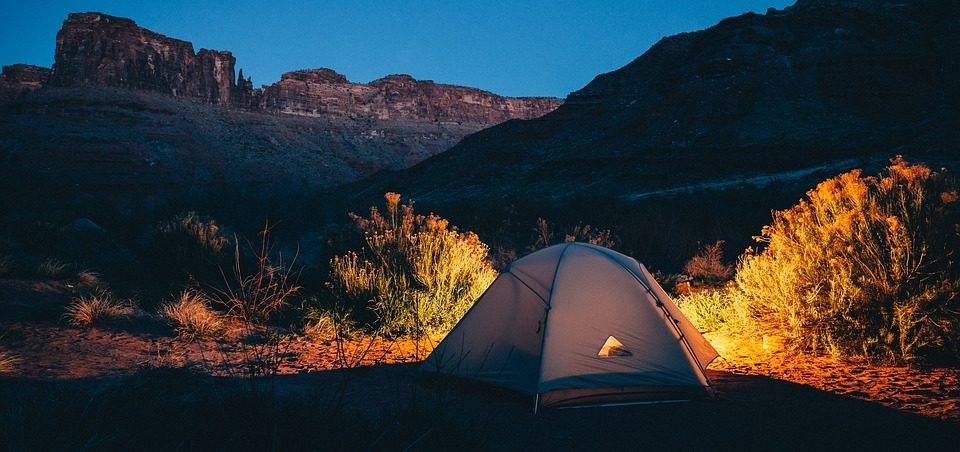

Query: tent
left=421, top=242, right=719, bottom=411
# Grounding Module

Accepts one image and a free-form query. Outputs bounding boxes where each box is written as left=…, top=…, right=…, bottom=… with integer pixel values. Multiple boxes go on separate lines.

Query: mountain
left=349, top=0, right=960, bottom=266
left=0, top=12, right=559, bottom=229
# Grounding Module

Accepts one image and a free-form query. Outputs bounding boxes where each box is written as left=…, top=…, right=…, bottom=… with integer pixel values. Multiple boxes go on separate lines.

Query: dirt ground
left=1, top=279, right=958, bottom=450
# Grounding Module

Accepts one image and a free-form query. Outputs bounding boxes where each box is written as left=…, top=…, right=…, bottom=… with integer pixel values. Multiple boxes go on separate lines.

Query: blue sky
left=1, top=1, right=794, bottom=98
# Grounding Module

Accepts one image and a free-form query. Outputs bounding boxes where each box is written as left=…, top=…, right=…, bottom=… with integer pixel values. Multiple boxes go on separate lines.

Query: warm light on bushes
left=732, top=157, right=960, bottom=361
left=326, top=193, right=497, bottom=337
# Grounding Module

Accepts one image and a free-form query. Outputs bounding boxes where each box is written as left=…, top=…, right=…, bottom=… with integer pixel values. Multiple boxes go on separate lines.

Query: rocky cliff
left=260, top=70, right=559, bottom=127
left=0, top=12, right=560, bottom=233
left=41, top=12, right=560, bottom=125
left=0, top=64, right=50, bottom=102
left=49, top=13, right=236, bottom=104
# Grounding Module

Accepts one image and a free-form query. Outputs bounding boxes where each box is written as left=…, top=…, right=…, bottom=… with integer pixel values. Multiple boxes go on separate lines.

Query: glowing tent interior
left=421, top=242, right=719, bottom=411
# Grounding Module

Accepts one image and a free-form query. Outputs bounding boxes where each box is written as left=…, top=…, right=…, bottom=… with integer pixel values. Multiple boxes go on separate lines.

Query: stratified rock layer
left=41, top=12, right=561, bottom=126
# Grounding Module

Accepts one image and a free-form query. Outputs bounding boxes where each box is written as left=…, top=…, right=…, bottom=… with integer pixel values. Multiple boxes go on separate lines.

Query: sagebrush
left=731, top=157, right=960, bottom=360
left=326, top=193, right=497, bottom=337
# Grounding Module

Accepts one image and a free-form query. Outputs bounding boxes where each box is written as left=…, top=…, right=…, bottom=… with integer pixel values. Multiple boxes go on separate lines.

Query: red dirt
left=1, top=278, right=958, bottom=425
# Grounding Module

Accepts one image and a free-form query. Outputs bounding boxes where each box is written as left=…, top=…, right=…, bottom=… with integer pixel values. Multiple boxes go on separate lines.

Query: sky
left=1, top=1, right=794, bottom=98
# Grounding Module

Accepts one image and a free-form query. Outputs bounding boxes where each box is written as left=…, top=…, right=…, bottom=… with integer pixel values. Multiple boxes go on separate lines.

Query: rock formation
left=259, top=69, right=560, bottom=127
left=0, top=64, right=50, bottom=102
left=49, top=13, right=237, bottom=104
left=40, top=12, right=560, bottom=124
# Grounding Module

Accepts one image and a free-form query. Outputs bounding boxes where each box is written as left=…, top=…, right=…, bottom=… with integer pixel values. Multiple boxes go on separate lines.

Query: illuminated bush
left=683, top=240, right=733, bottom=283
left=327, top=193, right=497, bottom=337
left=161, top=289, right=226, bottom=340
left=734, top=157, right=960, bottom=360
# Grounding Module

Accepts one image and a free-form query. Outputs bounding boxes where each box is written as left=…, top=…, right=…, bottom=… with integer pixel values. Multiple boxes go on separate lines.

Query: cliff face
left=0, top=64, right=50, bottom=102
left=260, top=70, right=560, bottom=127
left=42, top=12, right=561, bottom=124
left=49, top=13, right=237, bottom=104
left=0, top=12, right=561, bottom=229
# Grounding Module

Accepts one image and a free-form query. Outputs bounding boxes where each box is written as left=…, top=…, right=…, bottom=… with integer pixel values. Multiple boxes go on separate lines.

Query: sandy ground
left=1, top=279, right=959, bottom=449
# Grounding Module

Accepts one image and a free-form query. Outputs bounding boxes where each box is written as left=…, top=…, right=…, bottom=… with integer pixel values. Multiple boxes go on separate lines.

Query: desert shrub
left=732, top=157, right=960, bottom=361
left=530, top=217, right=617, bottom=251
left=161, top=289, right=226, bottom=340
left=326, top=193, right=497, bottom=337
left=210, top=223, right=301, bottom=324
left=36, top=258, right=69, bottom=279
left=683, top=240, right=733, bottom=283
left=63, top=290, right=132, bottom=327
left=153, top=212, right=232, bottom=282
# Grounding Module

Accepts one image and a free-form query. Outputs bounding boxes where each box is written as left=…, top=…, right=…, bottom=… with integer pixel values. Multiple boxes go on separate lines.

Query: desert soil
left=1, top=279, right=958, bottom=450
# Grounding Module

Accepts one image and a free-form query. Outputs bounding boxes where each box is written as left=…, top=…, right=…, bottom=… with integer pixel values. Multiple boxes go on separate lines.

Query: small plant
left=211, top=223, right=301, bottom=324
left=37, top=258, right=69, bottom=279
left=327, top=193, right=497, bottom=337
left=161, top=289, right=226, bottom=340
left=683, top=240, right=733, bottom=283
left=674, top=289, right=746, bottom=334
left=0, top=349, right=19, bottom=374
left=530, top=217, right=617, bottom=251
left=153, top=212, right=232, bottom=282
left=63, top=290, right=132, bottom=327
left=74, top=269, right=102, bottom=289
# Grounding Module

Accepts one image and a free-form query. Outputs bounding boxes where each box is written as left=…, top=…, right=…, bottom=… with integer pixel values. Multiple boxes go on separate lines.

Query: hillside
left=349, top=0, right=960, bottom=266
left=0, top=13, right=559, bottom=230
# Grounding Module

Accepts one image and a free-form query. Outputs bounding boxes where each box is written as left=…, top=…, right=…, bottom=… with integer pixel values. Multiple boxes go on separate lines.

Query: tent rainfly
left=421, top=242, right=719, bottom=411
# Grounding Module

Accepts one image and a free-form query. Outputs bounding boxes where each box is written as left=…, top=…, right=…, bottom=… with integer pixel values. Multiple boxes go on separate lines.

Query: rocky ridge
left=31, top=12, right=559, bottom=127
left=0, top=12, right=560, bottom=231
left=350, top=0, right=959, bottom=266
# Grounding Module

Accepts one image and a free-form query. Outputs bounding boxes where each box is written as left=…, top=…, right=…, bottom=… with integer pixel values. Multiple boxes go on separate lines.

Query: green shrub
left=327, top=193, right=497, bottom=337
left=674, top=290, right=734, bottom=333
left=733, top=157, right=960, bottom=361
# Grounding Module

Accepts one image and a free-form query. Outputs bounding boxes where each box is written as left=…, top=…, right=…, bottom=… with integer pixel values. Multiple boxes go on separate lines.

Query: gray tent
left=421, top=242, right=718, bottom=411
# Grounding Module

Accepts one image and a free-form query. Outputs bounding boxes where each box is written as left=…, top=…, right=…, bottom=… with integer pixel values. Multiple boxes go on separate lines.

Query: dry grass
left=74, top=269, right=102, bottom=289
left=161, top=289, right=226, bottom=340
left=0, top=350, right=19, bottom=373
left=211, top=223, right=301, bottom=324
left=63, top=291, right=132, bottom=327
left=683, top=240, right=733, bottom=282
left=36, top=258, right=69, bottom=279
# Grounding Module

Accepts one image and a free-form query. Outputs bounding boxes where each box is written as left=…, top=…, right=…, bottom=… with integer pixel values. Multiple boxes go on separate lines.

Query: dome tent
left=421, top=242, right=718, bottom=411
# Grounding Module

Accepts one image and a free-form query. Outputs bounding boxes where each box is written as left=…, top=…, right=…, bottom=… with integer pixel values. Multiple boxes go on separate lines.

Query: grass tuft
left=161, top=289, right=226, bottom=340
left=37, top=258, right=69, bottom=279
left=63, top=290, right=132, bottom=327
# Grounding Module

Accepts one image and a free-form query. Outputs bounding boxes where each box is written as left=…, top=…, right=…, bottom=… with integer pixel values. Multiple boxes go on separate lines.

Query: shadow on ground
left=1, top=363, right=957, bottom=451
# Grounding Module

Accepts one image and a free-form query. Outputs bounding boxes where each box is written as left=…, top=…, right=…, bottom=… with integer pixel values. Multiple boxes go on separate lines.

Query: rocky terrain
left=0, top=12, right=559, bottom=232
left=351, top=0, right=960, bottom=265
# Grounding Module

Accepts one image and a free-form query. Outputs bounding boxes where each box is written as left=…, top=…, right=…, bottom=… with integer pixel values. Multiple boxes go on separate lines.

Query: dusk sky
left=2, top=1, right=793, bottom=98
